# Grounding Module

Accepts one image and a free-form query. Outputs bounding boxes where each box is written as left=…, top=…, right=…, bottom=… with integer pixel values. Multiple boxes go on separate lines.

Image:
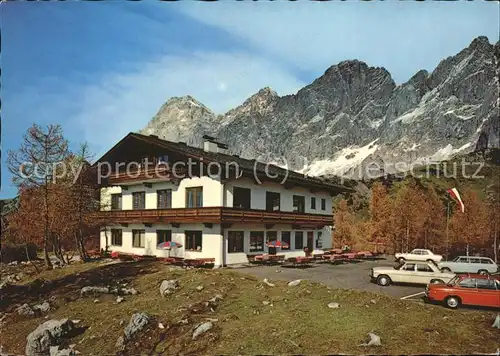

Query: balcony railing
left=96, top=207, right=333, bottom=226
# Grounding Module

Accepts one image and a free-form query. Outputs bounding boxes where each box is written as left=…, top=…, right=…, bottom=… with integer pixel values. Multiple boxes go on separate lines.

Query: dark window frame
left=111, top=193, right=122, bottom=210
left=249, top=231, right=264, bottom=252
left=186, top=187, right=203, bottom=208
left=233, top=187, right=251, bottom=209
left=265, top=192, right=281, bottom=212
left=185, top=230, right=203, bottom=251
left=132, top=229, right=145, bottom=248
left=295, top=231, right=304, bottom=250
left=156, top=230, right=172, bottom=247
left=293, top=195, right=305, bottom=213
left=321, top=198, right=326, bottom=210
left=228, top=231, right=244, bottom=253
left=157, top=189, right=172, bottom=209
left=132, top=191, right=146, bottom=210
left=111, top=229, right=122, bottom=246
left=281, top=231, right=291, bottom=250
left=310, top=197, right=316, bottom=210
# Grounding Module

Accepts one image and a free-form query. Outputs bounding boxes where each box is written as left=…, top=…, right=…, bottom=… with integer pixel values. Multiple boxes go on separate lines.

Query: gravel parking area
left=235, top=258, right=424, bottom=299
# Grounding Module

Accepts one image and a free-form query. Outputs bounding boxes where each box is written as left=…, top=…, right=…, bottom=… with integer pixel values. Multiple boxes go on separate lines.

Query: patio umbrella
left=266, top=240, right=290, bottom=249
left=157, top=241, right=183, bottom=258
left=157, top=241, right=182, bottom=249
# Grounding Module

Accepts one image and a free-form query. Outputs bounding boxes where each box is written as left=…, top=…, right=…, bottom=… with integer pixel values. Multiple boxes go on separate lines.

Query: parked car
left=425, top=274, right=500, bottom=309
left=438, top=256, right=498, bottom=274
left=395, top=249, right=443, bottom=263
left=370, top=260, right=455, bottom=286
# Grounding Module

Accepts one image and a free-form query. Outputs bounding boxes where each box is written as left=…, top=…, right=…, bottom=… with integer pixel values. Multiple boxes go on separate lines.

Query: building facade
left=96, top=133, right=349, bottom=266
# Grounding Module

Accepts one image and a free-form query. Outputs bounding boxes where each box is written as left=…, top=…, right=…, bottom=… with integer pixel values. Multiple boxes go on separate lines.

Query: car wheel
left=377, top=275, right=391, bottom=286
left=430, top=279, right=444, bottom=284
left=445, top=296, right=461, bottom=309
left=478, top=269, right=489, bottom=275
left=441, top=267, right=451, bottom=272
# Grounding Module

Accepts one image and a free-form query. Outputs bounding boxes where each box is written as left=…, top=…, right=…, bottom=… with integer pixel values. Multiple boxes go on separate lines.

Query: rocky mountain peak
left=141, top=36, right=498, bottom=178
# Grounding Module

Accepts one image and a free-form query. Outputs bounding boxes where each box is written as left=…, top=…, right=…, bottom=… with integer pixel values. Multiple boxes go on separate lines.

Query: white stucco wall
left=101, top=223, right=224, bottom=266
left=224, top=178, right=332, bottom=215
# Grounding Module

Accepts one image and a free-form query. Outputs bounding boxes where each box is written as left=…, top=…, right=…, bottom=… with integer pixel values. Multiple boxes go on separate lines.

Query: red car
left=425, top=273, right=500, bottom=309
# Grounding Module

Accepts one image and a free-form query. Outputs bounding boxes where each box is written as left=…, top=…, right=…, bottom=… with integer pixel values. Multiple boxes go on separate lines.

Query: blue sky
left=1, top=1, right=498, bottom=198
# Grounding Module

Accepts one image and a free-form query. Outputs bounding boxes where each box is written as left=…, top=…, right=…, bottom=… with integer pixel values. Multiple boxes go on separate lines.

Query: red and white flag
left=447, top=188, right=465, bottom=213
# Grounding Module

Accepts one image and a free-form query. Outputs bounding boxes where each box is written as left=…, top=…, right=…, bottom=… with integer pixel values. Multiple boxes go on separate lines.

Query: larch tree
left=485, top=179, right=500, bottom=262
left=368, top=182, right=393, bottom=253
left=420, top=184, right=446, bottom=252
left=7, top=124, right=69, bottom=268
left=333, top=199, right=356, bottom=248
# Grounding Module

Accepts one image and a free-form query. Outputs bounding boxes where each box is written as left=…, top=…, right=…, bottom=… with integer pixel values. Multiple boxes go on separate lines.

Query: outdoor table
left=183, top=258, right=215, bottom=267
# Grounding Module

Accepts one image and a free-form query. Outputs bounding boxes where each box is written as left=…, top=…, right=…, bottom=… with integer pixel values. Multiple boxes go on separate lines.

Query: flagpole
left=445, top=200, right=450, bottom=260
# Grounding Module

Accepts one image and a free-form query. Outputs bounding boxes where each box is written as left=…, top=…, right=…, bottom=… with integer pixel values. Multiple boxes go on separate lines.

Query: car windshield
left=447, top=276, right=459, bottom=286
left=452, top=256, right=460, bottom=262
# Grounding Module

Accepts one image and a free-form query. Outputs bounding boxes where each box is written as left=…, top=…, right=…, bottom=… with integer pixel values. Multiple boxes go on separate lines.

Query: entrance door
left=307, top=231, right=314, bottom=255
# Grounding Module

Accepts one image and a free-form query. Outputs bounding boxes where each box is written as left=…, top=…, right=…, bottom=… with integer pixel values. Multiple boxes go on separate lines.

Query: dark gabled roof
left=96, top=132, right=353, bottom=194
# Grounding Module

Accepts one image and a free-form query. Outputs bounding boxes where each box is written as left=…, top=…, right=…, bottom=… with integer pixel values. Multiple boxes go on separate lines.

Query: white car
left=395, top=249, right=443, bottom=263
left=439, top=256, right=498, bottom=274
left=370, top=260, right=455, bottom=286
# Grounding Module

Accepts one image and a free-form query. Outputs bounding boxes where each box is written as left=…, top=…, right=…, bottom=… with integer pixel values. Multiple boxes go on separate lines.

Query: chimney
left=202, top=135, right=228, bottom=154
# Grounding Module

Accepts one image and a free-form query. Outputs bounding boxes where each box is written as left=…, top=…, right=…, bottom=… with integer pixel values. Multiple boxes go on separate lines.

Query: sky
left=0, top=0, right=499, bottom=198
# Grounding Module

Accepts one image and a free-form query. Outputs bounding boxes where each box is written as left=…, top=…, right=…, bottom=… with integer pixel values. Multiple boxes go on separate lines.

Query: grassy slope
left=1, top=261, right=499, bottom=355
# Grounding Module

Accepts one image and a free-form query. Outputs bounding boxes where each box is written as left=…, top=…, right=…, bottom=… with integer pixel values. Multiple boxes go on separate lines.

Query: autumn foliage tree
left=333, top=199, right=356, bottom=248
left=367, top=182, right=392, bottom=252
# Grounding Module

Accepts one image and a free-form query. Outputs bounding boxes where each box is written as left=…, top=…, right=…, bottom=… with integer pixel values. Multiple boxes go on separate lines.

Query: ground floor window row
left=109, top=229, right=324, bottom=254
left=227, top=230, right=324, bottom=253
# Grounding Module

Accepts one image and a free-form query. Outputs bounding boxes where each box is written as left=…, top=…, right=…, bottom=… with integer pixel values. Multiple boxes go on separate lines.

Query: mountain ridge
left=141, top=36, right=499, bottom=178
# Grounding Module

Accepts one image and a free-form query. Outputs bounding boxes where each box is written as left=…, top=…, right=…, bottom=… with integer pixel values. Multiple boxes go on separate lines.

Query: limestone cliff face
left=141, top=36, right=499, bottom=178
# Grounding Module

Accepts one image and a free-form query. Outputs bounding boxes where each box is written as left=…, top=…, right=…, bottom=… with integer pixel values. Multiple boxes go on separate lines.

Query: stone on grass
left=262, top=301, right=270, bottom=306
left=93, top=299, right=100, bottom=304
left=158, top=323, right=165, bottom=329
left=124, top=313, right=150, bottom=340
left=263, top=278, right=275, bottom=287
left=17, top=303, right=35, bottom=316
left=120, top=287, right=138, bottom=295
left=115, top=336, right=125, bottom=352
left=33, top=302, right=51, bottom=313
left=192, top=322, right=213, bottom=340
left=49, top=345, right=78, bottom=356
left=327, top=302, right=340, bottom=309
left=160, top=280, right=179, bottom=297
left=288, top=280, right=301, bottom=287
left=80, top=286, right=109, bottom=297
left=492, top=315, right=500, bottom=329
left=25, top=319, right=75, bottom=356
left=360, top=332, right=381, bottom=347
left=196, top=285, right=204, bottom=291
left=116, top=296, right=124, bottom=304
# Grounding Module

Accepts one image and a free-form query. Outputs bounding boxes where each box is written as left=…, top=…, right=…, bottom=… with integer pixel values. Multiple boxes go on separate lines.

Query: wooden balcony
left=96, top=207, right=333, bottom=227
left=106, top=165, right=185, bottom=185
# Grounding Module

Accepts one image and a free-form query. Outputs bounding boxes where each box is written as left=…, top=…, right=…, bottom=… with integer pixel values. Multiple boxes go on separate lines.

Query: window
left=266, top=192, right=280, bottom=211
left=476, top=279, right=497, bottom=290
left=157, top=155, right=169, bottom=164
left=402, top=263, right=415, bottom=271
left=293, top=195, right=305, bottom=213
left=469, top=258, right=481, bottom=264
left=457, top=257, right=469, bottom=263
left=157, top=189, right=172, bottom=209
left=156, top=230, right=172, bottom=246
left=111, top=229, right=122, bottom=246
left=321, top=198, right=326, bottom=210
left=233, top=187, right=251, bottom=209
left=458, top=278, right=476, bottom=289
left=295, top=231, right=304, bottom=250
left=266, top=231, right=277, bottom=244
left=316, top=231, right=323, bottom=249
left=186, top=187, right=203, bottom=208
left=481, top=259, right=494, bottom=264
left=281, top=231, right=291, bottom=250
left=185, top=230, right=202, bottom=251
left=412, top=250, right=421, bottom=255
left=310, top=197, right=316, bottom=210
left=228, top=231, right=244, bottom=253
left=420, top=250, right=429, bottom=255
left=416, top=264, right=433, bottom=272
left=132, top=229, right=145, bottom=248
left=249, top=231, right=264, bottom=252
left=132, top=192, right=146, bottom=210
left=111, top=194, right=122, bottom=210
